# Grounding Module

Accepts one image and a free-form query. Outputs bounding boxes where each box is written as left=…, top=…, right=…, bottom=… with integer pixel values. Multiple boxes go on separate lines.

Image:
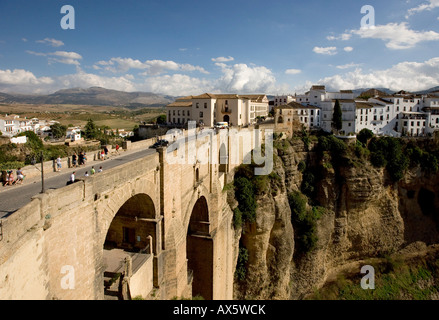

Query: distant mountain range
left=1, top=86, right=439, bottom=108
left=0, top=87, right=176, bottom=108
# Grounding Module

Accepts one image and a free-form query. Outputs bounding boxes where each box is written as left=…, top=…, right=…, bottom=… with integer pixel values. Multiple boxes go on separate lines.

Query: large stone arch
left=97, top=179, right=160, bottom=248
left=97, top=179, right=161, bottom=299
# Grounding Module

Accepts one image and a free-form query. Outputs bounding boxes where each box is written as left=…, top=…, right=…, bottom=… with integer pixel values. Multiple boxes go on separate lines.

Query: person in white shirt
left=68, top=172, right=76, bottom=185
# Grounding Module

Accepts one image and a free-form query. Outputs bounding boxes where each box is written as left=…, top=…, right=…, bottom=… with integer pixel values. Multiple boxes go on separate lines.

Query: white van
left=214, top=122, right=229, bottom=129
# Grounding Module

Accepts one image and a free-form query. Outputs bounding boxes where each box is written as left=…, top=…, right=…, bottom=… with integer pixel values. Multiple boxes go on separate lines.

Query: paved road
left=0, top=147, right=158, bottom=218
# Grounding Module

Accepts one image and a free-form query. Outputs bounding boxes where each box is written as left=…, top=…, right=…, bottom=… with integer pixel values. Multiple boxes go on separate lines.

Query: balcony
left=221, top=107, right=232, bottom=114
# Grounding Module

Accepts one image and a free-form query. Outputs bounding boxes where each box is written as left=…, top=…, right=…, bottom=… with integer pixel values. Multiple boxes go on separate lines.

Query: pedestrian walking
left=15, top=168, right=25, bottom=185
left=90, top=166, right=96, bottom=175
left=72, top=153, right=77, bottom=167
left=56, top=156, right=62, bottom=172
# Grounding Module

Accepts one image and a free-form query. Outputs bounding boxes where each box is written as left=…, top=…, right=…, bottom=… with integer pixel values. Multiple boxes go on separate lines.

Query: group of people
left=68, top=166, right=103, bottom=185
left=1, top=168, right=25, bottom=186
left=71, top=152, right=88, bottom=168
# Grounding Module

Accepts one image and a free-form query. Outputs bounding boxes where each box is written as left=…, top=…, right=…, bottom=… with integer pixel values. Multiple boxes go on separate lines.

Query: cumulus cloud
left=140, top=74, right=213, bottom=96
left=313, top=46, right=337, bottom=55
left=318, top=57, right=439, bottom=92
left=344, top=46, right=354, bottom=52
left=94, top=58, right=209, bottom=75
left=349, top=22, right=439, bottom=49
left=0, top=69, right=54, bottom=93
left=215, top=63, right=277, bottom=93
left=407, top=0, right=439, bottom=17
left=211, top=56, right=235, bottom=62
left=285, top=69, right=302, bottom=75
left=36, top=38, right=64, bottom=47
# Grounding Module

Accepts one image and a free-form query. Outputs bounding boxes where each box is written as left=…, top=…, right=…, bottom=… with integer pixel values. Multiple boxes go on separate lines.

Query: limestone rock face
left=232, top=140, right=439, bottom=300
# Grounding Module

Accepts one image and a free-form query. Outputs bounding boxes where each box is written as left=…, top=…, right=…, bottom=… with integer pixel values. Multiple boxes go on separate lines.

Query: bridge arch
left=101, top=188, right=161, bottom=299
left=186, top=196, right=213, bottom=300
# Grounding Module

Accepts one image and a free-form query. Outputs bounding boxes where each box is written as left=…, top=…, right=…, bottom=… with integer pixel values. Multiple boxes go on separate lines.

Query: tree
left=332, top=99, right=343, bottom=133
left=84, top=119, right=98, bottom=140
left=156, top=114, right=167, bottom=125
left=50, top=123, right=67, bottom=139
left=357, top=128, right=374, bottom=145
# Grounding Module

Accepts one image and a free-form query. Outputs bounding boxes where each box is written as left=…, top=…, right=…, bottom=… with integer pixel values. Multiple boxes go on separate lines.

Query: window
left=182, top=110, right=185, bottom=116
left=178, top=111, right=180, bottom=116
left=196, top=103, right=199, bottom=108
left=188, top=111, right=190, bottom=117
left=173, top=110, right=175, bottom=116
left=200, top=112, right=203, bottom=118
left=204, top=103, right=207, bottom=108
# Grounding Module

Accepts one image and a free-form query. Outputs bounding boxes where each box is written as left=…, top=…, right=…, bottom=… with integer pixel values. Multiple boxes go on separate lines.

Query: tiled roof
left=166, top=101, right=193, bottom=108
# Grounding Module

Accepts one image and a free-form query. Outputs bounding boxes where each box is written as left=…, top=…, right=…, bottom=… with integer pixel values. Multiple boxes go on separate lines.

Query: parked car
left=150, top=140, right=169, bottom=149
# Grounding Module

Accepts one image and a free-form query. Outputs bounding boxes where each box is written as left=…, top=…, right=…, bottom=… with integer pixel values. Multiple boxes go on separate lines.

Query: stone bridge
left=0, top=127, right=272, bottom=300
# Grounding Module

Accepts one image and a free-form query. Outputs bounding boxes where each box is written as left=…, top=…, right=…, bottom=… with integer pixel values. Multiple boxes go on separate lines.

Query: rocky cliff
left=229, top=137, right=439, bottom=300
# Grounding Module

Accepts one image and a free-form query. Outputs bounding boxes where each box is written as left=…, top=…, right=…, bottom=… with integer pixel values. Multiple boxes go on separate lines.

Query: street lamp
left=40, top=151, right=45, bottom=194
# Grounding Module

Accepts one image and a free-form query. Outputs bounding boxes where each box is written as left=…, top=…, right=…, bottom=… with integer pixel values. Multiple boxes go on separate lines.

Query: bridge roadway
left=0, top=146, right=157, bottom=218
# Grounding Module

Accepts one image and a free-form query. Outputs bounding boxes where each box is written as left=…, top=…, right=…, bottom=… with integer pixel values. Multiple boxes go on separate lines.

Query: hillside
left=0, top=87, right=175, bottom=108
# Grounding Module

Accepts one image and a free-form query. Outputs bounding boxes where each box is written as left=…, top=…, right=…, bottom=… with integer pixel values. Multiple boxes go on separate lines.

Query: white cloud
left=344, top=46, right=354, bottom=52
left=327, top=33, right=352, bottom=41
left=335, top=62, right=362, bottom=70
left=215, top=63, right=277, bottom=93
left=94, top=58, right=209, bottom=75
left=27, top=50, right=82, bottom=66
left=313, top=46, right=338, bottom=55
left=285, top=69, right=302, bottom=75
left=211, top=56, right=235, bottom=62
left=318, top=57, right=439, bottom=92
left=141, top=74, right=213, bottom=96
left=407, top=0, right=439, bottom=17
left=36, top=38, right=64, bottom=47
left=350, top=22, right=439, bottom=49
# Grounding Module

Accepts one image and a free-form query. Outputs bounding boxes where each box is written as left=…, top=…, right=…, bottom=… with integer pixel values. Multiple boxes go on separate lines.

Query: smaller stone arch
left=186, top=196, right=213, bottom=300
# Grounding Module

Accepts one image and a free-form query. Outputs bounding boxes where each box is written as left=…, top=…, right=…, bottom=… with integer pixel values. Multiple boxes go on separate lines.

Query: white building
left=166, top=93, right=269, bottom=128
left=272, top=95, right=296, bottom=109
left=278, top=85, right=439, bottom=138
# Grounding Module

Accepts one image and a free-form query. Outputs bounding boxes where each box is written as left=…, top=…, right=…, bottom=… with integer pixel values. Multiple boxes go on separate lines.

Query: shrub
left=357, top=128, right=374, bottom=145
left=235, top=246, right=249, bottom=281
left=288, top=191, right=323, bottom=254
left=233, top=207, right=243, bottom=230
left=234, top=176, right=257, bottom=224
left=298, top=160, right=306, bottom=173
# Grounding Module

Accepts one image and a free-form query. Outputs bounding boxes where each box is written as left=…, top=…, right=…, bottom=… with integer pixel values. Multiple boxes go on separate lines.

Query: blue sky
left=1, top=0, right=439, bottom=96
